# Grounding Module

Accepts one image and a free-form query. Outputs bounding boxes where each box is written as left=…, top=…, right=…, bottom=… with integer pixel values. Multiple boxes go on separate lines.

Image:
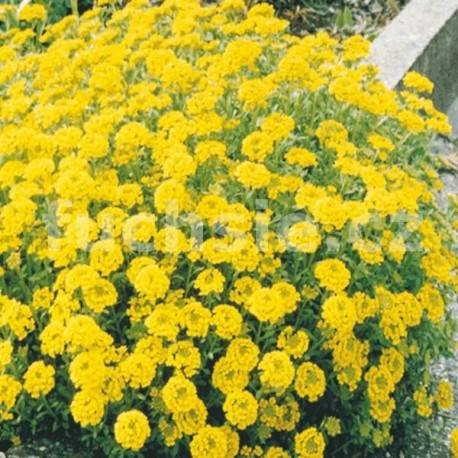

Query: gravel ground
left=3, top=441, right=83, bottom=458
left=404, top=299, right=458, bottom=458
left=403, top=132, right=458, bottom=458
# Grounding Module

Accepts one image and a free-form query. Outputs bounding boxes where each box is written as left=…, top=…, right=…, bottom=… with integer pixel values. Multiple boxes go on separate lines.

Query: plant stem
left=255, top=320, right=263, bottom=345
left=308, top=92, right=318, bottom=135
left=71, top=0, right=79, bottom=19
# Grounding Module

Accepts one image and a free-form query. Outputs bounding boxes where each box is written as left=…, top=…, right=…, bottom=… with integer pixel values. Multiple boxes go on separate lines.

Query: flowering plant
left=0, top=0, right=457, bottom=456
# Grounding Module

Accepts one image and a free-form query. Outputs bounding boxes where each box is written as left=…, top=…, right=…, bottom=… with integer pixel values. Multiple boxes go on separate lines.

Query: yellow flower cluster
left=18, top=4, right=47, bottom=23
left=435, top=380, right=454, bottom=410
left=0, top=374, right=22, bottom=420
left=295, top=362, right=326, bottom=402
left=295, top=427, right=326, bottom=458
left=223, top=390, right=258, bottom=430
left=0, top=0, right=456, bottom=456
left=114, top=410, right=151, bottom=451
left=23, top=361, right=55, bottom=399
left=452, top=429, right=458, bottom=458
left=314, top=259, right=351, bottom=292
left=413, top=386, right=434, bottom=417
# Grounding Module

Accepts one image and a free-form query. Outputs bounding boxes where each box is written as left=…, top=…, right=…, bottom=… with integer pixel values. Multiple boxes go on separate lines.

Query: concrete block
left=369, top=0, right=458, bottom=114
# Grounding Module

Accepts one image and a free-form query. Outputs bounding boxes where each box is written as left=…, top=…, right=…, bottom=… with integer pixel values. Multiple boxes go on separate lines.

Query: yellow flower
left=260, top=112, right=295, bottom=142
left=402, top=71, right=434, bottom=93
left=241, top=131, right=274, bottom=162
left=247, top=287, right=286, bottom=324
left=234, top=161, right=272, bottom=189
left=18, top=4, right=47, bottom=22
left=417, top=283, right=445, bottom=324
left=451, top=429, right=458, bottom=458
left=295, top=362, right=326, bottom=402
left=435, top=380, right=454, bottom=410
left=82, top=277, right=118, bottom=313
left=223, top=390, right=258, bottom=430
left=230, top=277, right=262, bottom=305
left=163, top=152, right=197, bottom=181
left=342, top=35, right=370, bottom=61
left=316, top=120, right=349, bottom=149
left=379, top=348, right=404, bottom=384
left=294, top=427, right=326, bottom=458
left=365, top=365, right=395, bottom=402
left=190, top=426, right=228, bottom=458
left=173, top=398, right=208, bottom=436
left=115, top=183, right=144, bottom=208
left=70, top=390, right=106, bottom=427
left=212, top=356, right=250, bottom=395
left=295, top=184, right=327, bottom=210
left=352, top=239, right=384, bottom=265
left=23, top=361, right=55, bottom=399
left=277, top=326, right=310, bottom=359
left=272, top=282, right=300, bottom=314
left=240, top=445, right=264, bottom=457
left=258, top=351, right=295, bottom=391
left=321, top=294, right=357, bottom=331
left=287, top=221, right=322, bottom=253
left=259, top=396, right=299, bottom=432
left=0, top=340, right=13, bottom=372
left=64, top=315, right=114, bottom=353
left=166, top=340, right=201, bottom=378
left=113, top=122, right=154, bottom=165
left=238, top=78, right=277, bottom=109
left=226, top=338, right=260, bottom=371
left=384, top=233, right=406, bottom=264
left=212, top=304, right=242, bottom=339
left=145, top=303, right=181, bottom=340
left=0, top=296, right=35, bottom=340
left=284, top=147, right=317, bottom=167
left=133, top=264, right=170, bottom=303
left=31, top=287, right=53, bottom=311
left=97, top=206, right=129, bottom=238
left=0, top=374, right=22, bottom=417
left=194, top=268, right=225, bottom=296
left=6, top=251, right=21, bottom=270
left=413, top=386, right=433, bottom=417
left=379, top=307, right=407, bottom=345
left=154, top=179, right=192, bottom=214
left=90, top=240, right=124, bottom=276
left=39, top=321, right=65, bottom=357
left=265, top=446, right=291, bottom=458
left=181, top=300, right=212, bottom=338
left=369, top=397, right=395, bottom=423
left=69, top=350, right=108, bottom=392
left=114, top=410, right=151, bottom=451
left=162, top=375, right=199, bottom=413
left=397, top=109, right=426, bottom=133
left=367, top=133, right=395, bottom=152
left=119, top=353, right=156, bottom=389
left=314, top=259, right=351, bottom=292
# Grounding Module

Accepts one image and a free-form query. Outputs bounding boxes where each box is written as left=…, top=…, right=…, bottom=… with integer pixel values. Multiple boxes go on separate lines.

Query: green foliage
left=260, top=0, right=410, bottom=37
left=1, top=0, right=410, bottom=35
left=2, top=0, right=93, bottom=25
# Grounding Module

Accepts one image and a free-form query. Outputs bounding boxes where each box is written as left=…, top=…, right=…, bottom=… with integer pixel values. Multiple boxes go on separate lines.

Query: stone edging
left=369, top=0, right=458, bottom=115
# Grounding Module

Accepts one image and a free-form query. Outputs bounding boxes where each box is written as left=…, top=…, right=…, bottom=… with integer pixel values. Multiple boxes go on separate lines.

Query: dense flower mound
left=0, top=0, right=457, bottom=456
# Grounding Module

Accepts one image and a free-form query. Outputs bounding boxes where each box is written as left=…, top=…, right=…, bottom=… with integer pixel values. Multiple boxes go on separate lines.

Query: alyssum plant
left=0, top=0, right=457, bottom=456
